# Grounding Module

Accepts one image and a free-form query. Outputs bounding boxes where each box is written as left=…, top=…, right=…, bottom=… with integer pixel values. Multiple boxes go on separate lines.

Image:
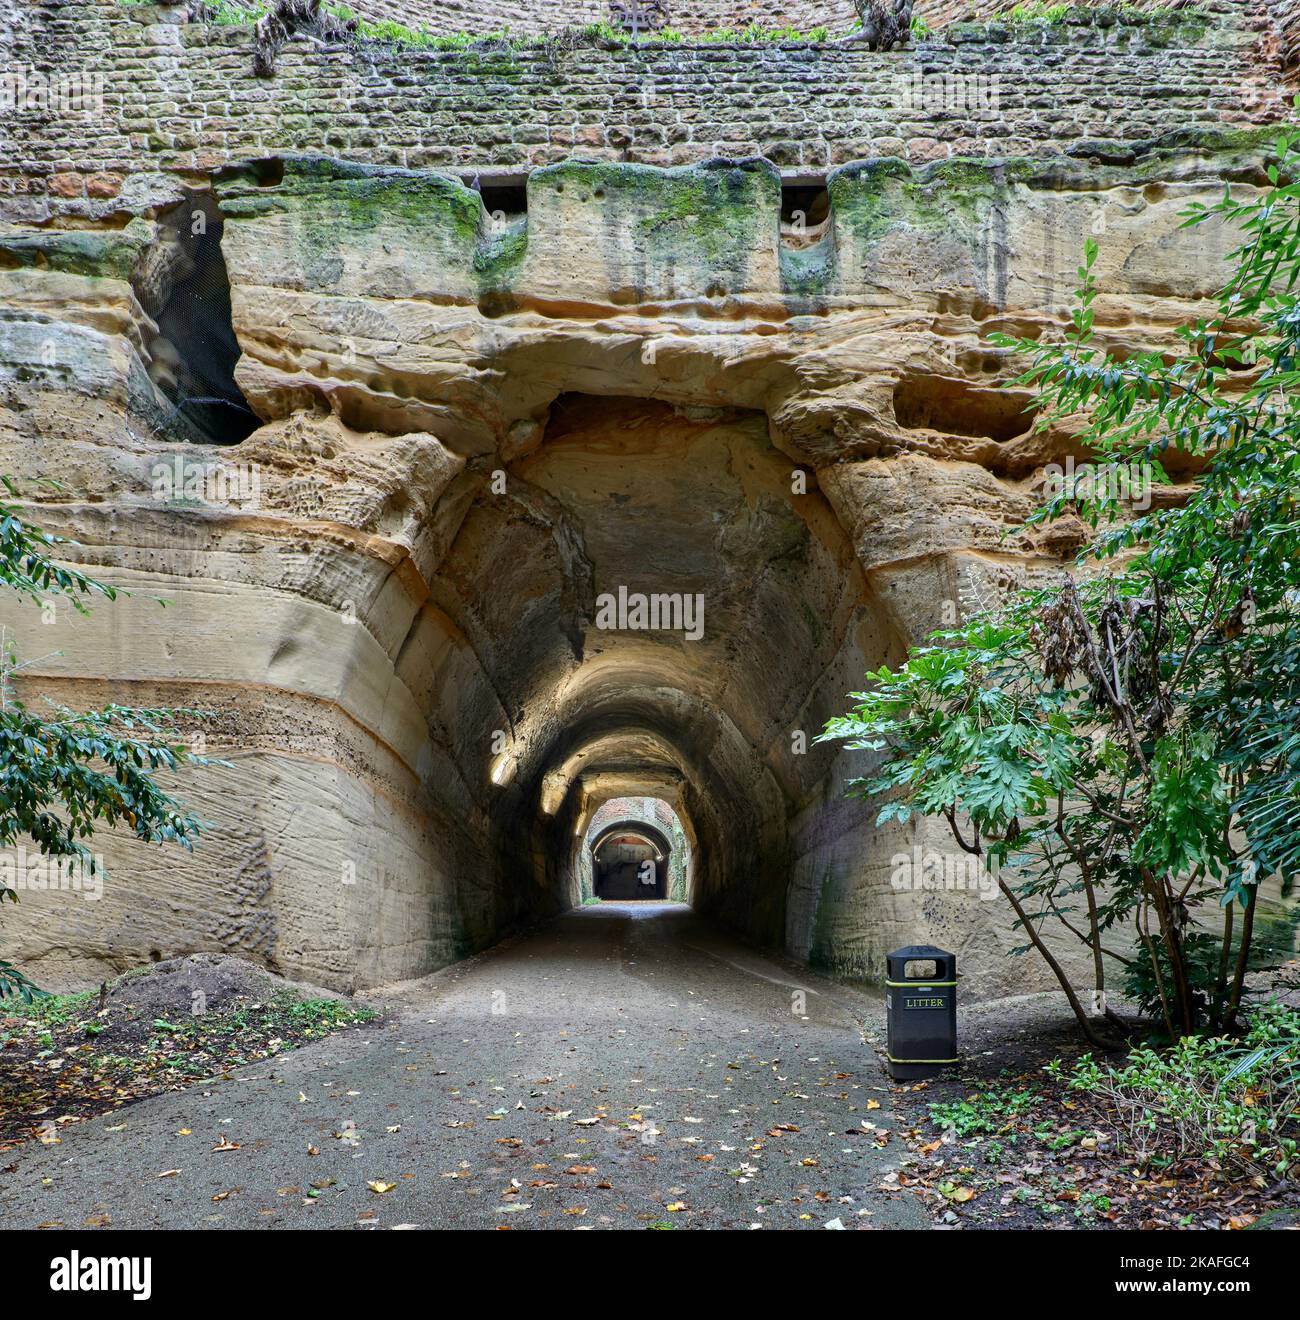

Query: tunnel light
left=489, top=751, right=515, bottom=787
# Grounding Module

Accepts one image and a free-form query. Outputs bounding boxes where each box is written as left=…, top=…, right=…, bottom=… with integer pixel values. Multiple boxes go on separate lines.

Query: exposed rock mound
left=106, top=953, right=347, bottom=1017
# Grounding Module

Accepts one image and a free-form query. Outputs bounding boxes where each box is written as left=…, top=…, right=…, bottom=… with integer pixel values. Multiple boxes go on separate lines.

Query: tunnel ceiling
left=431, top=394, right=882, bottom=821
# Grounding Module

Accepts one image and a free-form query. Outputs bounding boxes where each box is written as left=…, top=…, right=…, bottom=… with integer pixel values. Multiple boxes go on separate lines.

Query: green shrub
left=1008, top=3, right=1069, bottom=20
left=1053, top=1005, right=1300, bottom=1177
left=929, top=1085, right=1039, bottom=1136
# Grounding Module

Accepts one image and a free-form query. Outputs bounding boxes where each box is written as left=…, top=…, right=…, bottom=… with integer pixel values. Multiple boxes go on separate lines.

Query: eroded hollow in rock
left=781, top=180, right=831, bottom=248
left=893, top=373, right=1037, bottom=443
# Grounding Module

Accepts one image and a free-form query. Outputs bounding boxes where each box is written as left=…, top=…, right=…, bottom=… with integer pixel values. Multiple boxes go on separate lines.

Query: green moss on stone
left=829, top=132, right=1279, bottom=255
left=0, top=220, right=152, bottom=282
left=546, top=158, right=779, bottom=277
left=219, top=156, right=482, bottom=248
left=779, top=237, right=835, bottom=303
left=474, top=219, right=529, bottom=282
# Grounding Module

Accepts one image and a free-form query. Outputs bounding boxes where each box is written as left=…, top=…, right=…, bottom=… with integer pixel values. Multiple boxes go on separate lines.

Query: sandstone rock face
left=0, top=1, right=1291, bottom=995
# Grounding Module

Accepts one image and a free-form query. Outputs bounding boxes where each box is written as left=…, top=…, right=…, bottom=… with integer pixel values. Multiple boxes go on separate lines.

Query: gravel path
left=0, top=903, right=928, bottom=1230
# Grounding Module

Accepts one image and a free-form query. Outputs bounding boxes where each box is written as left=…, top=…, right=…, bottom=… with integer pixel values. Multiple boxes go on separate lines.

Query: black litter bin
left=885, top=945, right=958, bottom=1080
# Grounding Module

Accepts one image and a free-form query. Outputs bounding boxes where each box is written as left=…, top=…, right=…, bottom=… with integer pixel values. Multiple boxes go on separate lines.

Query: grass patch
left=0, top=977, right=375, bottom=1149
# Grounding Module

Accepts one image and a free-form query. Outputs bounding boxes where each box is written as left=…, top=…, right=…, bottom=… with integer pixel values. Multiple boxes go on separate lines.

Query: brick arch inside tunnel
left=588, top=818, right=674, bottom=901
left=579, top=798, right=693, bottom=903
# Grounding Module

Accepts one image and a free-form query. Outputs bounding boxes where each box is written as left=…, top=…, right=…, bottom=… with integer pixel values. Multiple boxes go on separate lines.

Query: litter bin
left=885, top=945, right=958, bottom=1080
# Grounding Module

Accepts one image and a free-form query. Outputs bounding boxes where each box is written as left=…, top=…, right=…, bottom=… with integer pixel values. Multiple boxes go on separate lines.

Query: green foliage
left=1121, top=909, right=1298, bottom=1024
left=0, top=683, right=210, bottom=862
left=929, top=1085, right=1039, bottom=1136
left=3, top=985, right=94, bottom=1022
left=199, top=0, right=267, bottom=23
left=1120, top=932, right=1239, bottom=1026
left=1007, top=3, right=1069, bottom=21
left=1055, top=1005, right=1300, bottom=1175
left=822, top=117, right=1300, bottom=1042
left=909, top=13, right=933, bottom=38
left=181, top=3, right=837, bottom=50
left=0, top=478, right=117, bottom=612
left=0, top=958, right=42, bottom=1003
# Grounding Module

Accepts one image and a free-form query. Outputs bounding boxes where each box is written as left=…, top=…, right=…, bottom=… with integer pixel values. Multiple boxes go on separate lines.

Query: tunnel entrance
left=582, top=798, right=689, bottom=902
left=437, top=391, right=897, bottom=952
left=592, top=823, right=669, bottom=899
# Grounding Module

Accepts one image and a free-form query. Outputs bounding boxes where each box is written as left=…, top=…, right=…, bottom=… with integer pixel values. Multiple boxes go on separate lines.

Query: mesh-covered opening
left=149, top=195, right=259, bottom=446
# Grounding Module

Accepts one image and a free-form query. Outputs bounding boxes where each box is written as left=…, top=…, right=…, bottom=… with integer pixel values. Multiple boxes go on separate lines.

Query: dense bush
left=1053, top=1004, right=1300, bottom=1177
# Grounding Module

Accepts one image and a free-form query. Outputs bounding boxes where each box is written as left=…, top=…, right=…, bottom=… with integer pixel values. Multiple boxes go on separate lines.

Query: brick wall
left=356, top=0, right=859, bottom=37
left=0, top=0, right=1287, bottom=218
left=1264, top=0, right=1300, bottom=66
left=584, top=796, right=689, bottom=900
left=589, top=796, right=679, bottom=837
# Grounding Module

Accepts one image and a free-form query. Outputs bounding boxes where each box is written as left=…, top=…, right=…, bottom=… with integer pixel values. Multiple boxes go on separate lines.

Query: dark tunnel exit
left=590, top=820, right=672, bottom=900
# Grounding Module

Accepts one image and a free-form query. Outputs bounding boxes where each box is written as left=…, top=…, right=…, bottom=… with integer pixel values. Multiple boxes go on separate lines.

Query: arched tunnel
left=589, top=819, right=673, bottom=901
left=433, top=391, right=901, bottom=956
left=0, top=149, right=1148, bottom=999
